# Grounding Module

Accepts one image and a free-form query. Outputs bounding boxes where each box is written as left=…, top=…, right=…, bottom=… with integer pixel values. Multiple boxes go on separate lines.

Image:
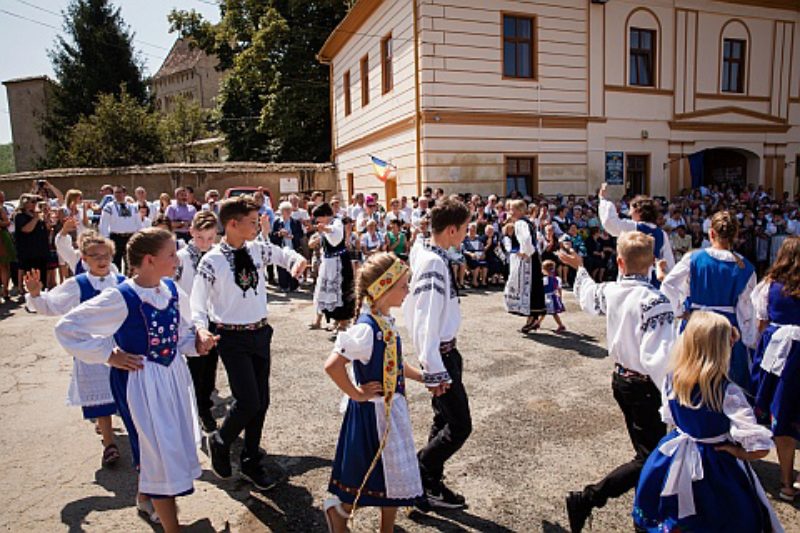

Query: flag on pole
left=370, top=155, right=395, bottom=182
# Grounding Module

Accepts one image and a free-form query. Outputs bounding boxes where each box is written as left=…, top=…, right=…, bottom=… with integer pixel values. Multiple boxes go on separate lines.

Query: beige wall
left=0, top=163, right=335, bottom=202
left=3, top=78, right=53, bottom=172
left=325, top=0, right=800, bottom=200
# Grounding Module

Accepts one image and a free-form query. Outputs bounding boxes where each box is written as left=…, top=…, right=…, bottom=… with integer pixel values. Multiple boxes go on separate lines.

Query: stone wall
left=0, top=162, right=337, bottom=202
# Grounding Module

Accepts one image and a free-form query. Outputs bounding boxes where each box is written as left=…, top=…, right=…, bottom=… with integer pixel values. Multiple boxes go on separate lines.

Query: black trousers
left=216, top=325, right=273, bottom=460
left=583, top=372, right=666, bottom=508
left=418, top=348, right=473, bottom=484
left=276, top=266, right=299, bottom=292
left=109, top=233, right=131, bottom=271
left=187, top=330, right=219, bottom=417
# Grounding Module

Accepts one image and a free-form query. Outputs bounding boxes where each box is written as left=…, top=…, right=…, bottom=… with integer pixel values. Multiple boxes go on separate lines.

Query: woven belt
left=439, top=338, right=457, bottom=354
left=614, top=363, right=651, bottom=382
left=214, top=317, right=269, bottom=331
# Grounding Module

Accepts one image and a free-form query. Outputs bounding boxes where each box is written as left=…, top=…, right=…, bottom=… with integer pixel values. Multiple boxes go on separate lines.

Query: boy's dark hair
left=219, top=195, right=259, bottom=228
left=631, top=195, right=659, bottom=223
left=312, top=202, right=334, bottom=218
left=192, top=210, right=218, bottom=231
left=430, top=198, right=470, bottom=234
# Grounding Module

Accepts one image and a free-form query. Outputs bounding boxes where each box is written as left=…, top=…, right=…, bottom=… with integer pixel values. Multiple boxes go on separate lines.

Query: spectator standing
left=166, top=187, right=197, bottom=243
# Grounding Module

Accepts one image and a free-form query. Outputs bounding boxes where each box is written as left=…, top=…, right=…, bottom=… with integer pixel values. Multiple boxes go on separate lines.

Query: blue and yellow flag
left=370, top=155, right=395, bottom=182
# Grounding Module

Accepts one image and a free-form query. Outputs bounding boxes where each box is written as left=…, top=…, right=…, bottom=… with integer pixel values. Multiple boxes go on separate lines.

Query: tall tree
left=63, top=89, right=164, bottom=168
left=44, top=0, right=148, bottom=167
left=169, top=0, right=349, bottom=163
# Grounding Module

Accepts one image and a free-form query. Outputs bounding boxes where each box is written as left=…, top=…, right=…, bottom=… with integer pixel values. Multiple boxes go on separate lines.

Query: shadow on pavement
left=407, top=507, right=516, bottom=532
left=525, top=330, right=607, bottom=359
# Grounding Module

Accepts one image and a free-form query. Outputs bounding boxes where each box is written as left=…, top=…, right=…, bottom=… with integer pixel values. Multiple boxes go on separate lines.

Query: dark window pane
left=504, top=42, right=516, bottom=76
left=722, top=66, right=730, bottom=91
left=518, top=18, right=531, bottom=39
left=730, top=67, right=739, bottom=92
left=630, top=29, right=639, bottom=49
left=507, top=159, right=517, bottom=173
left=630, top=55, right=638, bottom=85
left=519, top=159, right=531, bottom=173
left=641, top=57, right=652, bottom=86
left=504, top=16, right=516, bottom=38
left=723, top=40, right=731, bottom=58
left=732, top=40, right=741, bottom=58
left=641, top=31, right=651, bottom=50
left=518, top=43, right=531, bottom=77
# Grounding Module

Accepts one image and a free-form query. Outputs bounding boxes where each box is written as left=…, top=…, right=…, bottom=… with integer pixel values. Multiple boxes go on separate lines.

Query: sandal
left=521, top=322, right=538, bottom=334
left=308, top=323, right=322, bottom=330
left=136, top=497, right=161, bottom=524
left=323, top=496, right=350, bottom=533
left=555, top=326, right=567, bottom=333
left=778, top=486, right=797, bottom=502
left=102, top=443, right=120, bottom=466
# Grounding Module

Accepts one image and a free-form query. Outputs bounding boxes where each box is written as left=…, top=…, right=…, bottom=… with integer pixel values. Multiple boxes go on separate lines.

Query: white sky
left=0, top=0, right=220, bottom=144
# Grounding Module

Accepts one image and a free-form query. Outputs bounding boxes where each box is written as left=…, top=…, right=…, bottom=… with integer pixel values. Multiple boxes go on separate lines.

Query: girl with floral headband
left=323, top=252, right=425, bottom=533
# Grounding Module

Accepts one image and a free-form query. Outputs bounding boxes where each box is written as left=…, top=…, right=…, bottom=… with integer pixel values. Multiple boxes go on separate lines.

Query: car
left=223, top=187, right=273, bottom=208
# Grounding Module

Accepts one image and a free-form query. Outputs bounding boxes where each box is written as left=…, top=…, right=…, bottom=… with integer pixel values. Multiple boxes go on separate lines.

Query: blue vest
left=636, top=222, right=664, bottom=287
left=543, top=274, right=558, bottom=295
left=74, top=273, right=126, bottom=303
left=352, top=314, right=405, bottom=396
left=112, top=279, right=180, bottom=367
left=74, top=260, right=86, bottom=276
left=688, top=249, right=754, bottom=325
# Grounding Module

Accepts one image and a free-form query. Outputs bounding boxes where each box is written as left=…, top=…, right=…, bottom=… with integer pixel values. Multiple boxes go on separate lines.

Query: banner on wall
left=605, top=151, right=624, bottom=185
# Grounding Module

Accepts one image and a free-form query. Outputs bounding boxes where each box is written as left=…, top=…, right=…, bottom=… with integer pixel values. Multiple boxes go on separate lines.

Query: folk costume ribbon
left=350, top=259, right=408, bottom=520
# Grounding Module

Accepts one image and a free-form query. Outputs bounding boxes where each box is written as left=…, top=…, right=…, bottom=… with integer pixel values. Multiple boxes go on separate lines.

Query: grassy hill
left=0, top=143, right=14, bottom=175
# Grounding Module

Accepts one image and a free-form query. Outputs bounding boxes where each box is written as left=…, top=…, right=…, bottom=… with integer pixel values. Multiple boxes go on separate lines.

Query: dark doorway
left=703, top=148, right=748, bottom=190
left=626, top=154, right=649, bottom=196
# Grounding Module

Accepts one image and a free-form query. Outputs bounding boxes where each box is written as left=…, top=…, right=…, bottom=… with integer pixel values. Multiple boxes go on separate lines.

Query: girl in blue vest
left=750, top=237, right=800, bottom=502
left=24, top=230, right=124, bottom=467
left=323, top=252, right=425, bottom=533
left=598, top=182, right=675, bottom=287
left=537, top=259, right=566, bottom=332
left=661, top=211, right=757, bottom=390
left=55, top=228, right=214, bottom=532
left=633, top=311, right=781, bottom=532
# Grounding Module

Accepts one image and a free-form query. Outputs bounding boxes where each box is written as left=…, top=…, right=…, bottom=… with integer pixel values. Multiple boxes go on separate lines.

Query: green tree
left=0, top=144, right=15, bottom=175
left=169, top=0, right=349, bottom=163
left=160, top=95, right=211, bottom=163
left=44, top=0, right=148, bottom=167
left=63, top=89, right=164, bottom=168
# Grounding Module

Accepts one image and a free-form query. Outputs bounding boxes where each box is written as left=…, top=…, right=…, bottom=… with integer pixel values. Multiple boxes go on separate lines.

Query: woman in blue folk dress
left=633, top=312, right=782, bottom=533
left=750, top=236, right=800, bottom=502
left=323, top=253, right=425, bottom=533
left=661, top=211, right=757, bottom=390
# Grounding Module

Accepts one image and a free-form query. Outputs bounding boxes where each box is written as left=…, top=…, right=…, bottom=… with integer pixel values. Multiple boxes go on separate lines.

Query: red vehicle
left=223, top=187, right=272, bottom=207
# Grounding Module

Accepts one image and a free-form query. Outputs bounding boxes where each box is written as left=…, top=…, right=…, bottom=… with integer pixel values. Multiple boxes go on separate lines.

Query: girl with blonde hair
left=324, top=253, right=425, bottom=532
left=633, top=312, right=781, bottom=532
left=750, top=236, right=800, bottom=501
left=23, top=230, right=124, bottom=467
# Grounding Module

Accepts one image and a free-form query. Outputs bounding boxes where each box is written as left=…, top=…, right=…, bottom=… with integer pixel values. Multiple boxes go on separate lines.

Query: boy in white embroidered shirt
left=176, top=211, right=220, bottom=434
left=558, top=231, right=676, bottom=533
left=402, top=198, right=472, bottom=510
left=192, top=196, right=306, bottom=491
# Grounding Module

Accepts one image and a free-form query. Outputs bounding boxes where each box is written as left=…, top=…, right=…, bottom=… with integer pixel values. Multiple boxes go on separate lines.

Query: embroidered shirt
left=99, top=201, right=143, bottom=236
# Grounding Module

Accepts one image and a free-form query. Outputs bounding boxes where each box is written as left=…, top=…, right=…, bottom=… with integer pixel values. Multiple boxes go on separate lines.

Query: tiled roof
left=154, top=38, right=204, bottom=79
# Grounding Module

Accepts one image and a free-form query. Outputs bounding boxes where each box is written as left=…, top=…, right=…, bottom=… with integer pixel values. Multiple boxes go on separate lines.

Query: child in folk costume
left=313, top=203, right=356, bottom=335
left=504, top=199, right=546, bottom=333
left=403, top=198, right=472, bottom=510
left=536, top=259, right=566, bottom=333
left=660, top=211, right=757, bottom=390
left=633, top=312, right=782, bottom=532
left=750, top=237, right=800, bottom=502
left=558, top=232, right=676, bottom=533
left=175, top=211, right=221, bottom=434
left=55, top=217, right=119, bottom=276
left=598, top=183, right=675, bottom=288
left=192, top=196, right=307, bottom=491
left=25, top=230, right=124, bottom=467
left=55, top=228, right=213, bottom=532
left=323, top=253, right=425, bottom=533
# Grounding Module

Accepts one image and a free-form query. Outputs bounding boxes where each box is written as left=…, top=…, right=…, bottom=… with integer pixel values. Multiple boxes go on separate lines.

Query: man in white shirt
left=347, top=192, right=365, bottom=222
left=400, top=196, right=413, bottom=224
left=403, top=198, right=472, bottom=510
left=412, top=196, right=430, bottom=229
left=134, top=186, right=157, bottom=224
left=99, top=185, right=143, bottom=270
left=559, top=232, right=675, bottom=533
left=192, top=196, right=306, bottom=490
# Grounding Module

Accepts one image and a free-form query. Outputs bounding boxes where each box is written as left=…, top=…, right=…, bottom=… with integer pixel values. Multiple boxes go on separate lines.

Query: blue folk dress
left=684, top=249, right=756, bottom=389
left=633, top=379, right=782, bottom=532
left=542, top=274, right=565, bottom=314
left=329, top=312, right=423, bottom=507
left=109, top=279, right=201, bottom=497
left=750, top=281, right=800, bottom=441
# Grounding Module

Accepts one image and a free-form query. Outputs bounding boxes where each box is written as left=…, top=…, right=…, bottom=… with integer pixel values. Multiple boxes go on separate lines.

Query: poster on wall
left=280, top=177, right=299, bottom=193
left=605, top=151, right=624, bottom=185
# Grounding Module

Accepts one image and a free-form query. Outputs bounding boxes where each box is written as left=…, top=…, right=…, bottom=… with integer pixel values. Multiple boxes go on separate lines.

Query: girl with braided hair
left=323, top=252, right=425, bottom=533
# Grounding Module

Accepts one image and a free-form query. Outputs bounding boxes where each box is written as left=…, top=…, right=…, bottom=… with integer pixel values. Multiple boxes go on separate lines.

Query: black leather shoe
left=206, top=432, right=231, bottom=479
left=566, top=491, right=592, bottom=533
